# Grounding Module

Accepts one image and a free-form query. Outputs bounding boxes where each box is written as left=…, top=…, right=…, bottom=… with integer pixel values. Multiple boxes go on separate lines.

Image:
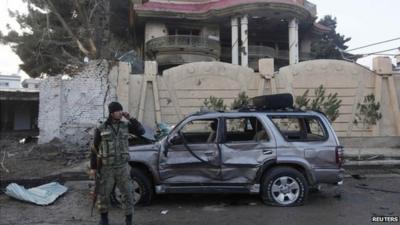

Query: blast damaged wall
left=38, top=60, right=117, bottom=145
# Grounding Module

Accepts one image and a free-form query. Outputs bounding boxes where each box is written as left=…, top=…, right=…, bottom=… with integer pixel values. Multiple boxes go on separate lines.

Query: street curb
left=344, top=159, right=400, bottom=166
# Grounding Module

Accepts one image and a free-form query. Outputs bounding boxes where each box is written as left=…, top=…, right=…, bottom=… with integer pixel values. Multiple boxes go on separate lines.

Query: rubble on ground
left=0, top=136, right=88, bottom=182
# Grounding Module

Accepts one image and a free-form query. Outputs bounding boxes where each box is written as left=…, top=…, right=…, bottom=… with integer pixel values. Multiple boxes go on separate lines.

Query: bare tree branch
left=44, top=0, right=92, bottom=57
left=89, top=0, right=101, bottom=22
left=61, top=47, right=84, bottom=64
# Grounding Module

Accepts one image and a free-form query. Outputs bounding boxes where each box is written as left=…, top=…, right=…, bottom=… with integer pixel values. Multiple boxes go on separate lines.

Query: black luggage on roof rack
left=250, top=93, right=293, bottom=110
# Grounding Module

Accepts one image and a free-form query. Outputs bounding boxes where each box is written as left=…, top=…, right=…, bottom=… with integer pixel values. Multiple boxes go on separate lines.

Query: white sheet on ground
left=5, top=182, right=68, bottom=205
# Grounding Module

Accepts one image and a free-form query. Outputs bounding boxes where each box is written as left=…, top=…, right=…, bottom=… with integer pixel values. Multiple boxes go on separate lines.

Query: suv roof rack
left=237, top=106, right=305, bottom=113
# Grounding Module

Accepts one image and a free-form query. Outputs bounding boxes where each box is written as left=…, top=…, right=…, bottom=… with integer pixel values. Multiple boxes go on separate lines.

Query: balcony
left=248, top=46, right=276, bottom=59
left=275, top=50, right=314, bottom=61
left=146, top=35, right=221, bottom=66
left=222, top=45, right=314, bottom=69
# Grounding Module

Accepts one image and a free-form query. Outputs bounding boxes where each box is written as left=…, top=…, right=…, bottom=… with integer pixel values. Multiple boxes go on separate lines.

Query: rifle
left=90, top=145, right=102, bottom=216
left=91, top=170, right=100, bottom=216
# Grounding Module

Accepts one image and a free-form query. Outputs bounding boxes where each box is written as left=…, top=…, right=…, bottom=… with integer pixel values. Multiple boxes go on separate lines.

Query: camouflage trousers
left=97, top=165, right=134, bottom=215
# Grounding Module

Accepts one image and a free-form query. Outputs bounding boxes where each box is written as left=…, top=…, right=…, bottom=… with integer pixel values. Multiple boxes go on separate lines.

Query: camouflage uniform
left=91, top=118, right=144, bottom=215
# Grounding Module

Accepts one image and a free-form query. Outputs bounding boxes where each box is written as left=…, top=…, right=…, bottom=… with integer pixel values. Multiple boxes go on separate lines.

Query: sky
left=0, top=0, right=399, bottom=80
left=311, top=0, right=400, bottom=68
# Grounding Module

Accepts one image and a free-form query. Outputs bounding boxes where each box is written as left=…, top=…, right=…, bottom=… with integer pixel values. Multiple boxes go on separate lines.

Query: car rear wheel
left=261, top=167, right=308, bottom=206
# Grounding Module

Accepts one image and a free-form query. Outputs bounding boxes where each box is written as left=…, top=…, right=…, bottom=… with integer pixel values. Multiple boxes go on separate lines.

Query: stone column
left=231, top=17, right=239, bottom=65
left=372, top=57, right=400, bottom=136
left=288, top=18, right=299, bottom=65
left=138, top=61, right=161, bottom=127
left=240, top=15, right=249, bottom=67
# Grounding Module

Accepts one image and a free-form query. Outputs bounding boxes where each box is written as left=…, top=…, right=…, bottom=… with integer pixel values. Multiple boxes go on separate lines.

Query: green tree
left=311, top=15, right=352, bottom=59
left=0, top=0, right=131, bottom=78
left=353, top=94, right=382, bottom=129
left=231, top=91, right=250, bottom=110
left=352, top=94, right=382, bottom=160
left=203, top=96, right=227, bottom=112
left=295, top=85, right=342, bottom=122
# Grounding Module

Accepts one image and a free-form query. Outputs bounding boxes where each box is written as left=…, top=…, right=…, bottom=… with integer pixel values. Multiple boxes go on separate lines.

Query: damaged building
left=0, top=75, right=39, bottom=134
left=132, top=0, right=328, bottom=71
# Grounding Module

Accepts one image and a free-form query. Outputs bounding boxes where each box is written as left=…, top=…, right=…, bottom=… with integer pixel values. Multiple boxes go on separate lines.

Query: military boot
left=99, top=212, right=109, bottom=225
left=125, top=214, right=133, bottom=225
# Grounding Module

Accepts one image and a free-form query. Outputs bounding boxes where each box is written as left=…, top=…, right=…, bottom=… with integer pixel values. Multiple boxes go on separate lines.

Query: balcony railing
left=146, top=35, right=221, bottom=58
left=222, top=46, right=313, bottom=62
left=248, top=46, right=275, bottom=58
left=276, top=50, right=313, bottom=61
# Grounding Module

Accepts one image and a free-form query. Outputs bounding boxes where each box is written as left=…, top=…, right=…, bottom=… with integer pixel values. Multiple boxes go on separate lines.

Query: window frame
left=176, top=118, right=220, bottom=145
left=222, top=116, right=270, bottom=143
left=268, top=115, right=329, bottom=142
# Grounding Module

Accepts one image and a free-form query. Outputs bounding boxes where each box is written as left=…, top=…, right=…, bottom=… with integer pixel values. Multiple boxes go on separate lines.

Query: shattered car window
left=180, top=119, right=218, bottom=144
left=270, top=116, right=327, bottom=141
left=225, top=117, right=269, bottom=142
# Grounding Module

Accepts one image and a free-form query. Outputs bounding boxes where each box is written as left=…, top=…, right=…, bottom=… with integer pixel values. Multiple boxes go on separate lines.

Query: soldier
left=90, top=102, right=145, bottom=225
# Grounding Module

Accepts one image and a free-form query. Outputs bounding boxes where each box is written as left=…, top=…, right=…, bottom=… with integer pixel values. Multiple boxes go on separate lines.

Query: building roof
left=134, top=0, right=317, bottom=21
left=22, top=78, right=41, bottom=85
left=0, top=88, right=39, bottom=101
left=311, top=22, right=331, bottom=34
left=0, top=74, right=21, bottom=81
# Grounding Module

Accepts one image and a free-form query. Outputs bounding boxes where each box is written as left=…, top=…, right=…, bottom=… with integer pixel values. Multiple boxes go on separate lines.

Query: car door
left=220, top=116, right=277, bottom=183
left=158, top=118, right=222, bottom=183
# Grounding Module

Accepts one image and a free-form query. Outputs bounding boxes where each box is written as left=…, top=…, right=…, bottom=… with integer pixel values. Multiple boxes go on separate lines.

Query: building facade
left=0, top=75, right=21, bottom=89
left=22, top=78, right=41, bottom=90
left=0, top=76, right=40, bottom=133
left=131, top=0, right=329, bottom=71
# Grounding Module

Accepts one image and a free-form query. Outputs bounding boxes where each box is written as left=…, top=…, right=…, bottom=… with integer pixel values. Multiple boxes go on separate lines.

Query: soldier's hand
left=122, top=112, right=131, bottom=120
left=89, top=169, right=96, bottom=179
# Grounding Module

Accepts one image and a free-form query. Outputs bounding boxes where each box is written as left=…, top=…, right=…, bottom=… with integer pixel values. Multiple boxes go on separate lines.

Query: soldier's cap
left=108, top=102, right=123, bottom=113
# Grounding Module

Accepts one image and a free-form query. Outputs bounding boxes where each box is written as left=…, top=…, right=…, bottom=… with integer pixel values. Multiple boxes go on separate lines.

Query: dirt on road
left=0, top=136, right=88, bottom=182
left=1, top=176, right=400, bottom=225
left=1, top=136, right=400, bottom=225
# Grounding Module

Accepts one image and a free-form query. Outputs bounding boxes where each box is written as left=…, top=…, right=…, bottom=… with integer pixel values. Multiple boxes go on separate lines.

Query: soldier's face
left=111, top=110, right=123, bottom=120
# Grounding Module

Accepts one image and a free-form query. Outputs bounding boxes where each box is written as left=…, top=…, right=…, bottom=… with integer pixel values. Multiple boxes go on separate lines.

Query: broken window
left=269, top=116, right=327, bottom=141
left=225, top=117, right=269, bottom=142
left=180, top=119, right=218, bottom=144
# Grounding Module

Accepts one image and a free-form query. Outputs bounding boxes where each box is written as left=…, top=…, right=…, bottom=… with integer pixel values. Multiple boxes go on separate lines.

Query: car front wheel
left=261, top=167, right=308, bottom=206
left=130, top=168, right=154, bottom=205
left=111, top=168, right=154, bottom=206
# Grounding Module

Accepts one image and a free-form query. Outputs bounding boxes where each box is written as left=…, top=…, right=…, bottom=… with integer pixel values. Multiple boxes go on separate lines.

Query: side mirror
left=168, top=133, right=182, bottom=145
left=164, top=133, right=181, bottom=157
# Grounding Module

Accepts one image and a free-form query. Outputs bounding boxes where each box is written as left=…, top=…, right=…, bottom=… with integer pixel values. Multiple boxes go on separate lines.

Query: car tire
left=130, top=168, right=154, bottom=205
left=261, top=167, right=308, bottom=206
left=111, top=168, right=154, bottom=206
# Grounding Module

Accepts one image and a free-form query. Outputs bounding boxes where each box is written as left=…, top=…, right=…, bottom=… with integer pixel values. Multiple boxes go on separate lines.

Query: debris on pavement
left=0, top=137, right=88, bottom=181
left=19, top=136, right=38, bottom=144
left=351, top=174, right=366, bottom=180
left=161, top=210, right=169, bottom=215
left=5, top=182, right=68, bottom=205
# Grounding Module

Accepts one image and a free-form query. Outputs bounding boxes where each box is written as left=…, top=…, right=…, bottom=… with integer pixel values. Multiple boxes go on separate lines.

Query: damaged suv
left=126, top=94, right=344, bottom=206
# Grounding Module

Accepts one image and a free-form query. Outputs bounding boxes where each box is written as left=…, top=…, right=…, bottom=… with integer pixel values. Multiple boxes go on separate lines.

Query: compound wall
left=38, top=58, right=400, bottom=146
